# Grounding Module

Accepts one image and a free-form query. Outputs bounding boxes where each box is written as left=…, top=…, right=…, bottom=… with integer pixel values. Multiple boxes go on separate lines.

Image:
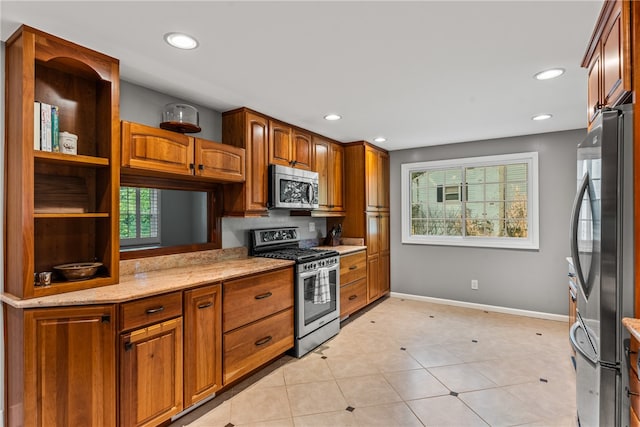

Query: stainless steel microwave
left=269, top=164, right=319, bottom=210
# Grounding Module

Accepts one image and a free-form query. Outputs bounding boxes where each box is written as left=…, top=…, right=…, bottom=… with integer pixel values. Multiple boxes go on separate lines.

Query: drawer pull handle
left=255, top=292, right=273, bottom=300
left=146, top=306, right=165, bottom=315
left=349, top=266, right=358, bottom=270
left=349, top=295, right=358, bottom=301
left=197, top=302, right=213, bottom=309
left=255, top=336, right=273, bottom=346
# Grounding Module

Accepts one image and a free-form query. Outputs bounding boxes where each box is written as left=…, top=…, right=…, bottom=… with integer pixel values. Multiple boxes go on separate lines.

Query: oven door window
left=302, top=268, right=337, bottom=326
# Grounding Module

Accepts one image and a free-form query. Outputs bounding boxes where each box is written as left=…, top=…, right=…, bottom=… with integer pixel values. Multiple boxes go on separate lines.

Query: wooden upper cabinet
left=184, top=284, right=223, bottom=407
left=269, top=120, right=311, bottom=170
left=4, top=25, right=120, bottom=299
left=582, top=0, right=632, bottom=125
left=292, top=129, right=312, bottom=170
left=195, top=138, right=245, bottom=182
left=122, top=121, right=194, bottom=176
left=365, top=146, right=389, bottom=211
left=20, top=305, right=117, bottom=427
left=222, top=109, right=270, bottom=216
left=587, top=52, right=601, bottom=124
left=122, top=121, right=245, bottom=183
left=269, top=120, right=293, bottom=166
left=312, top=136, right=344, bottom=214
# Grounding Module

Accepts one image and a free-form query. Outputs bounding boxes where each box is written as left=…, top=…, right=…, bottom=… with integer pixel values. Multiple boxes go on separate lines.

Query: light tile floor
left=171, top=297, right=576, bottom=427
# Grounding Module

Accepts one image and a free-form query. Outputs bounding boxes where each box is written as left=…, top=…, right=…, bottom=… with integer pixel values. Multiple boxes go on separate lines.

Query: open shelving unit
left=5, top=25, right=120, bottom=298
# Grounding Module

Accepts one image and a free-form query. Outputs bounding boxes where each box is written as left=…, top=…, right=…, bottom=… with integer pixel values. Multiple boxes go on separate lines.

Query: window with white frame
left=120, top=187, right=161, bottom=247
left=401, top=152, right=539, bottom=249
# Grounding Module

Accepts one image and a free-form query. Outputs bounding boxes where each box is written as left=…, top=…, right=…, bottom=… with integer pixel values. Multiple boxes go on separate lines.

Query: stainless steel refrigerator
left=569, top=105, right=634, bottom=427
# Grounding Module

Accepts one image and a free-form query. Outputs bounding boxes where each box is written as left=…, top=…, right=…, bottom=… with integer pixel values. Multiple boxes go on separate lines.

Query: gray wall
left=390, top=129, right=583, bottom=315
left=120, top=80, right=222, bottom=141
left=160, top=190, right=208, bottom=247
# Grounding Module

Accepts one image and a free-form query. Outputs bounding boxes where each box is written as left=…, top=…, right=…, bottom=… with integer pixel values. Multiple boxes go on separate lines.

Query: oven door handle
left=299, top=269, right=320, bottom=281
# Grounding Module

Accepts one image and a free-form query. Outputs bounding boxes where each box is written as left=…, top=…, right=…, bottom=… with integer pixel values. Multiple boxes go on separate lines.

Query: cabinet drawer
left=340, top=278, right=368, bottom=318
left=223, top=307, right=294, bottom=383
left=120, top=292, right=183, bottom=331
left=223, top=268, right=293, bottom=332
left=340, top=251, right=367, bottom=285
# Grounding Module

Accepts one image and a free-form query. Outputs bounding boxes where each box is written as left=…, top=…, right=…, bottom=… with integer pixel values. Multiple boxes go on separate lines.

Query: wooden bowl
left=54, top=262, right=103, bottom=281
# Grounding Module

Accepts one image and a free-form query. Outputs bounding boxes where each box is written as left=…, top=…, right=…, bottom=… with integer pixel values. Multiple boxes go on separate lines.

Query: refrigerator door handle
left=570, top=172, right=591, bottom=298
left=570, top=320, right=598, bottom=366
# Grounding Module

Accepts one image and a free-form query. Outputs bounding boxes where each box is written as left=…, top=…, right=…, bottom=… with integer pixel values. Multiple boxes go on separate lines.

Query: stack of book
left=34, top=101, right=60, bottom=152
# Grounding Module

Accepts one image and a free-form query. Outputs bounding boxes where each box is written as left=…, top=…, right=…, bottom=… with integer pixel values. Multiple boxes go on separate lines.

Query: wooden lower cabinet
left=340, top=278, right=368, bottom=318
left=223, top=308, right=294, bottom=384
left=119, top=317, right=183, bottom=427
left=5, top=305, right=117, bottom=427
left=222, top=267, right=295, bottom=384
left=630, top=336, right=640, bottom=426
left=184, top=284, right=223, bottom=407
left=339, top=250, right=368, bottom=318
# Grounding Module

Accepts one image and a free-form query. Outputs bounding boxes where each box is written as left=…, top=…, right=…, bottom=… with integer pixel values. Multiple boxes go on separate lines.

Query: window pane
left=466, top=167, right=485, bottom=183
left=506, top=163, right=527, bottom=181
left=445, top=169, right=462, bottom=184
left=466, top=184, right=484, bottom=202
left=506, top=183, right=527, bottom=200
left=465, top=202, right=484, bottom=219
left=485, top=183, right=503, bottom=201
left=485, top=166, right=503, bottom=183
left=445, top=219, right=462, bottom=236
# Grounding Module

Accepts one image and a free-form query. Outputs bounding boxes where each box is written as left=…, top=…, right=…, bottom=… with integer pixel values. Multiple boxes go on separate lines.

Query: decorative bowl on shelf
left=54, top=262, right=103, bottom=281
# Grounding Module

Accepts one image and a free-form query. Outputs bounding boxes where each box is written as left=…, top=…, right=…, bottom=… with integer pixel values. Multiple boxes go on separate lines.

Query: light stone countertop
left=1, top=256, right=294, bottom=309
left=313, top=245, right=367, bottom=256
left=623, top=318, right=640, bottom=342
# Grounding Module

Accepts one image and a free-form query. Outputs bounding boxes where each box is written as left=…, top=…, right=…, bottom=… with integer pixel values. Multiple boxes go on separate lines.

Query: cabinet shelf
left=34, top=212, right=110, bottom=219
left=32, top=276, right=114, bottom=298
left=34, top=151, right=109, bottom=167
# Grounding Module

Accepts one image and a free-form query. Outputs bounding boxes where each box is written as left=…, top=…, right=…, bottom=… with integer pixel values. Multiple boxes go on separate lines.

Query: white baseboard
left=390, top=291, right=569, bottom=322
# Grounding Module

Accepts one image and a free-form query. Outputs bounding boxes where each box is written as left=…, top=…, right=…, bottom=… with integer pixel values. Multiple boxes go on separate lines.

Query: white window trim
left=401, top=152, right=539, bottom=250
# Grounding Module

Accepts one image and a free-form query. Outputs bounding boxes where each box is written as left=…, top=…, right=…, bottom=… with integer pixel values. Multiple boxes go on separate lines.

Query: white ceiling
left=1, top=1, right=602, bottom=151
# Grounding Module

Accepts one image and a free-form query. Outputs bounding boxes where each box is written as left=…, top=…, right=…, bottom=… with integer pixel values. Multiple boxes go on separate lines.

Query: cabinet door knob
left=189, top=163, right=195, bottom=170
left=198, top=164, right=204, bottom=170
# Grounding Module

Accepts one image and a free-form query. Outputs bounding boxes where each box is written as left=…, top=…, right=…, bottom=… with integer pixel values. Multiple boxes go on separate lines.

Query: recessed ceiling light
left=324, top=114, right=342, bottom=121
left=164, top=32, right=199, bottom=50
left=532, top=114, right=553, bottom=121
left=373, top=137, right=386, bottom=143
left=534, top=68, right=565, bottom=80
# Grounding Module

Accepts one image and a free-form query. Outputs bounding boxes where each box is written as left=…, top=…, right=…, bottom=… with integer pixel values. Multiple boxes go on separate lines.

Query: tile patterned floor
left=171, top=297, right=576, bottom=427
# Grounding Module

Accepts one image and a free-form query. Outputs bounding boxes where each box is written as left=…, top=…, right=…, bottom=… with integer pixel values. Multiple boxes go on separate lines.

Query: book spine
left=34, top=101, right=41, bottom=150
left=41, top=102, right=52, bottom=152
left=51, top=105, right=59, bottom=152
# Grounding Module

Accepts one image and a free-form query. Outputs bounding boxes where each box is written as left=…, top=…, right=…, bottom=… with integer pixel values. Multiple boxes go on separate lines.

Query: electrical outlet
left=471, top=279, right=478, bottom=290
left=309, top=222, right=316, bottom=232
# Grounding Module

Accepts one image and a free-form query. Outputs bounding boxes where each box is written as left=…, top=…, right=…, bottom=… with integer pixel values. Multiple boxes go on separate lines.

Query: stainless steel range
left=250, top=227, right=340, bottom=357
